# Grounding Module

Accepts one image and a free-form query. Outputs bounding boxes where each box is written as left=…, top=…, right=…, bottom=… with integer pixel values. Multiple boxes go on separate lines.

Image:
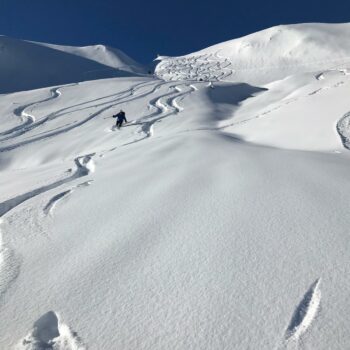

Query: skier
left=113, top=110, right=127, bottom=128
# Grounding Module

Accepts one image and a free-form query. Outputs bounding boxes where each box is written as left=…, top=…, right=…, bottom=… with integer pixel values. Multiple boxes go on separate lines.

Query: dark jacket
left=114, top=111, right=127, bottom=123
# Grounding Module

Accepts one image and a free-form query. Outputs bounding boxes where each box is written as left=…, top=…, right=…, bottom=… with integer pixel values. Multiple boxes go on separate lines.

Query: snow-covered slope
left=41, top=42, right=145, bottom=74
left=0, top=36, right=146, bottom=94
left=156, top=23, right=350, bottom=84
left=1, top=24, right=350, bottom=350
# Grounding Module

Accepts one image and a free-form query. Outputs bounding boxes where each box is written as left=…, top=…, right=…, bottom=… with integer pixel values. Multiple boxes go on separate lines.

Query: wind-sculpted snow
left=337, top=112, right=350, bottom=150
left=16, top=311, right=86, bottom=350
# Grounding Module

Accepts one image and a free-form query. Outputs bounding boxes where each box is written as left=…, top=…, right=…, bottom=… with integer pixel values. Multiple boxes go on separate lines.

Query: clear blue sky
left=0, top=0, right=349, bottom=63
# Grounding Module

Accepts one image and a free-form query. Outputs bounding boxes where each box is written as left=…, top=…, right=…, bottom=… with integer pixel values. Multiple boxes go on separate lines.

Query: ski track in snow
left=7, top=77, right=335, bottom=348
left=43, top=190, right=72, bottom=215
left=0, top=79, right=196, bottom=153
left=94, top=82, right=197, bottom=157
left=3, top=27, right=350, bottom=350
left=0, top=87, right=62, bottom=138
left=308, top=81, right=344, bottom=96
left=0, top=82, right=172, bottom=306
left=159, top=65, right=350, bottom=136
left=44, top=180, right=93, bottom=215
left=0, top=80, right=161, bottom=152
left=0, top=154, right=95, bottom=218
left=74, top=154, right=95, bottom=176
left=284, top=279, right=321, bottom=344
left=0, top=80, right=170, bottom=308
left=156, top=52, right=235, bottom=82
left=16, top=311, right=86, bottom=350
left=106, top=82, right=196, bottom=145
left=224, top=78, right=347, bottom=131
left=133, top=83, right=196, bottom=139
left=315, top=68, right=350, bottom=81
left=0, top=154, right=96, bottom=301
left=183, top=74, right=347, bottom=134
left=336, top=112, right=350, bottom=150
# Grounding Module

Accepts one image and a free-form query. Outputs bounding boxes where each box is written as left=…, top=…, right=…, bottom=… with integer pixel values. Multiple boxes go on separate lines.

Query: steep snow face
left=156, top=23, right=350, bottom=84
left=0, top=36, right=146, bottom=93
left=40, top=42, right=146, bottom=74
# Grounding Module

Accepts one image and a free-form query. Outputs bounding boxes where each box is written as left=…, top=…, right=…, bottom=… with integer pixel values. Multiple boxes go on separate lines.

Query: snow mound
left=16, top=311, right=86, bottom=350
left=0, top=36, right=146, bottom=93
left=155, top=23, right=350, bottom=84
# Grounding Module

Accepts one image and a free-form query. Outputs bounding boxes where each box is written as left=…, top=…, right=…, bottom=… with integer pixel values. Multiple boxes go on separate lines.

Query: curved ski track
left=132, top=83, right=196, bottom=139
left=0, top=152, right=95, bottom=307
left=0, top=78, right=195, bottom=332
left=156, top=52, right=234, bottom=82
left=0, top=70, right=342, bottom=348
left=0, top=87, right=62, bottom=139
left=0, top=80, right=161, bottom=151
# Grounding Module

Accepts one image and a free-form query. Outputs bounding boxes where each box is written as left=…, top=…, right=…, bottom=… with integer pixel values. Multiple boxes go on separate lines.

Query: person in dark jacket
left=113, top=110, right=127, bottom=128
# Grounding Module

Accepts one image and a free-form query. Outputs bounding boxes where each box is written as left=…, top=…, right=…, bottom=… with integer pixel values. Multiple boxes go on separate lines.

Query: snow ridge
left=156, top=23, right=350, bottom=85
left=0, top=36, right=146, bottom=93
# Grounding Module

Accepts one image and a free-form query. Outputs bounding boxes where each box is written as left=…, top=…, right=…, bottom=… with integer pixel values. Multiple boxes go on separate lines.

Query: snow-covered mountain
left=1, top=23, right=350, bottom=350
left=41, top=41, right=146, bottom=74
left=156, top=23, right=350, bottom=84
left=0, top=36, right=146, bottom=93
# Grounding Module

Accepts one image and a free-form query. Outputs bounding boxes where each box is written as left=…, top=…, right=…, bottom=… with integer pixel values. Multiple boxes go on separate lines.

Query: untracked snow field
left=1, top=24, right=350, bottom=349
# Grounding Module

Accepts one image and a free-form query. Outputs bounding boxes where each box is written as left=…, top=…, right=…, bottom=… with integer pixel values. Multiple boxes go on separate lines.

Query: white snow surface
left=41, top=42, right=145, bottom=74
left=156, top=22, right=350, bottom=85
left=1, top=24, right=350, bottom=349
left=0, top=36, right=146, bottom=93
